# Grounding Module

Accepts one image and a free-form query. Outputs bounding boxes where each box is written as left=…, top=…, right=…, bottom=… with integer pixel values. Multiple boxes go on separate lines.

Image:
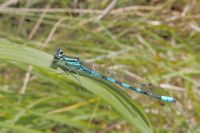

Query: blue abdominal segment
left=161, top=96, right=176, bottom=103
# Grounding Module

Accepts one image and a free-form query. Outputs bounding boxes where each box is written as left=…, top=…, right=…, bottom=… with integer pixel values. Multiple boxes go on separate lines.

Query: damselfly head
left=52, top=48, right=64, bottom=64
left=55, top=48, right=63, bottom=59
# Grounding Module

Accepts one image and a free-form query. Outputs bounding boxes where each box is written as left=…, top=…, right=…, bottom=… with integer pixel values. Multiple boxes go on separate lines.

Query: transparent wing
left=74, top=62, right=164, bottom=103
left=120, top=72, right=158, bottom=103
left=95, top=66, right=161, bottom=103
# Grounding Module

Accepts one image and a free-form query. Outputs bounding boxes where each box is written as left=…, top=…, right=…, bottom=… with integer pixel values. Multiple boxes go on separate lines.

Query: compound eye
left=59, top=51, right=63, bottom=58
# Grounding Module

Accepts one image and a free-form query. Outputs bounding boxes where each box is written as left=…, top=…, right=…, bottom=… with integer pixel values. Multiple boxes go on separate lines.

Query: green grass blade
left=0, top=122, right=43, bottom=133
left=0, top=39, right=152, bottom=133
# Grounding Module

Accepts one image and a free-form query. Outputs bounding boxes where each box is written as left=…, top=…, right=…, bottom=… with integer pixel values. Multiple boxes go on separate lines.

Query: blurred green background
left=0, top=0, right=200, bottom=133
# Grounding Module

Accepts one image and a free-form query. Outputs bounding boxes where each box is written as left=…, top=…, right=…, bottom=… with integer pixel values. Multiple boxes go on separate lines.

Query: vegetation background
left=0, top=0, right=199, bottom=133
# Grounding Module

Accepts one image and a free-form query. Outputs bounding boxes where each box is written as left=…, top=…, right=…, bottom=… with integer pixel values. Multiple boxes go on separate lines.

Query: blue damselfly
left=52, top=48, right=176, bottom=103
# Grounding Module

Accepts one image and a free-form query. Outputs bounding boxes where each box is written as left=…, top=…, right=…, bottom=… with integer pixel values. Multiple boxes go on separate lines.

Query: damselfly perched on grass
left=52, top=49, right=176, bottom=103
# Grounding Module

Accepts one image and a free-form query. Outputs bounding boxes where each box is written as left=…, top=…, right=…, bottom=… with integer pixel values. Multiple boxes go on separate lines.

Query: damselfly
left=52, top=48, right=176, bottom=103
